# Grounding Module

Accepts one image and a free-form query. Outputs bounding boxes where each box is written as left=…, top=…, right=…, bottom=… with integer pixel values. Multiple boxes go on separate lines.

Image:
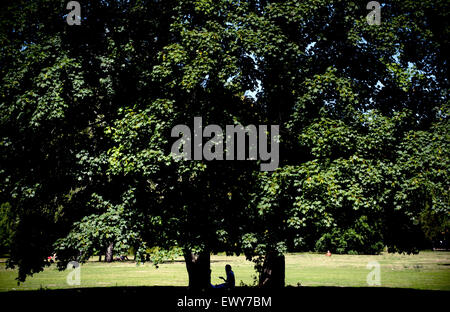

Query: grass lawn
left=0, top=251, right=449, bottom=292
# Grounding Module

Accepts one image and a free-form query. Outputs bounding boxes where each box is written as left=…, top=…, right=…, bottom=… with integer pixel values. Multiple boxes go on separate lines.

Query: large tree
left=1, top=0, right=179, bottom=281
left=238, top=0, right=449, bottom=287
left=1, top=0, right=259, bottom=288
left=1, top=0, right=448, bottom=289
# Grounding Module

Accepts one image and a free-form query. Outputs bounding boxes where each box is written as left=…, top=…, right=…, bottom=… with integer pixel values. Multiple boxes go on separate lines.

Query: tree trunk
left=258, top=252, right=285, bottom=288
left=105, top=242, right=114, bottom=263
left=184, top=250, right=211, bottom=291
left=99, top=254, right=102, bottom=262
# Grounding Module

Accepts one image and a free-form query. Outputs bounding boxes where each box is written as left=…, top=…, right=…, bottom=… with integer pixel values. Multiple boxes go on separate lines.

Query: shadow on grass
left=96, top=259, right=228, bottom=264
left=0, top=286, right=447, bottom=310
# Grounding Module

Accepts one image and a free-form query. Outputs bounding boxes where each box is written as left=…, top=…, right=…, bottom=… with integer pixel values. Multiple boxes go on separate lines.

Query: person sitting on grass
left=212, top=264, right=235, bottom=289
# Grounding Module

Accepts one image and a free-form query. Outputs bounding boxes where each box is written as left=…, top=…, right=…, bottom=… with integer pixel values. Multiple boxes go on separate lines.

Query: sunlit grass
left=0, top=251, right=449, bottom=291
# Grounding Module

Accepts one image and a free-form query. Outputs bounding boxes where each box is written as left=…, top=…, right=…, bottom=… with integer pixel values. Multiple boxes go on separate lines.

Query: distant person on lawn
left=213, top=264, right=235, bottom=289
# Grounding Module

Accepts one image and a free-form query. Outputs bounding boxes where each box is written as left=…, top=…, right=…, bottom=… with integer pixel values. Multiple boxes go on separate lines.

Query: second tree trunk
left=259, top=252, right=285, bottom=288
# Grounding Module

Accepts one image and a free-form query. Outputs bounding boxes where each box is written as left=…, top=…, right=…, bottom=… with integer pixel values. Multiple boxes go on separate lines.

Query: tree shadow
left=0, top=286, right=447, bottom=310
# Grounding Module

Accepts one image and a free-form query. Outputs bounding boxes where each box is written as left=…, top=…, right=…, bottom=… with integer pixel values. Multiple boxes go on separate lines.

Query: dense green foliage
left=236, top=0, right=449, bottom=263
left=0, top=0, right=448, bottom=283
left=0, top=202, right=14, bottom=255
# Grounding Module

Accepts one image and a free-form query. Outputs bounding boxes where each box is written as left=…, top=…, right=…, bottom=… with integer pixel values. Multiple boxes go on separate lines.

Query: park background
left=0, top=0, right=449, bottom=297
